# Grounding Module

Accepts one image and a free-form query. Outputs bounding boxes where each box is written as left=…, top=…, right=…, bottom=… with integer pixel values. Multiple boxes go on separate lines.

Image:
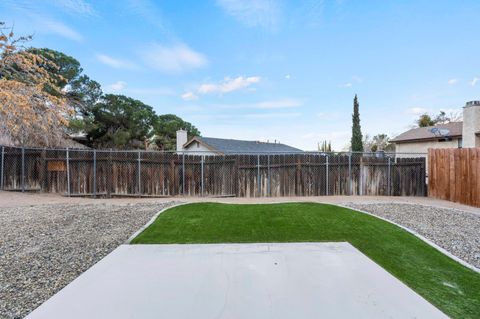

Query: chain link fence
left=0, top=146, right=427, bottom=198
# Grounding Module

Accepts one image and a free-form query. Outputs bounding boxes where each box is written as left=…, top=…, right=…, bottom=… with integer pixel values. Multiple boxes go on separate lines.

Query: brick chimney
left=462, top=101, right=480, bottom=148
left=176, top=129, right=188, bottom=152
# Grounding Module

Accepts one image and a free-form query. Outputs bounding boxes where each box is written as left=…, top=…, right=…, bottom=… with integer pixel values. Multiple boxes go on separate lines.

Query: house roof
left=391, top=122, right=463, bottom=143
left=184, top=136, right=302, bottom=154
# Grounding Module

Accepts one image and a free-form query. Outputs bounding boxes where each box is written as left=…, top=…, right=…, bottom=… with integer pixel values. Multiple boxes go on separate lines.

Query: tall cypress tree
left=351, top=94, right=364, bottom=152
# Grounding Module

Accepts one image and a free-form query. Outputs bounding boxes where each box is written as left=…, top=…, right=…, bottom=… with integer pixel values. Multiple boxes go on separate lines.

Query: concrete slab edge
left=126, top=202, right=189, bottom=243
left=127, top=200, right=480, bottom=273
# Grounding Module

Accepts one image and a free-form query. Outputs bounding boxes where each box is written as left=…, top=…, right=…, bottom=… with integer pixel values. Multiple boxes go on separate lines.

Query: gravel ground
left=0, top=201, right=179, bottom=319
left=344, top=202, right=480, bottom=270
left=1, top=199, right=478, bottom=319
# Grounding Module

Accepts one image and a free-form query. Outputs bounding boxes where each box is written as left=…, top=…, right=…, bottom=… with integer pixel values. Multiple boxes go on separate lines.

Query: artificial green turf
left=132, top=202, right=480, bottom=318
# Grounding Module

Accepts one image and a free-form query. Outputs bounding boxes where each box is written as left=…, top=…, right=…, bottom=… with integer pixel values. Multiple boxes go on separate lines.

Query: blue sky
left=2, top=0, right=480, bottom=150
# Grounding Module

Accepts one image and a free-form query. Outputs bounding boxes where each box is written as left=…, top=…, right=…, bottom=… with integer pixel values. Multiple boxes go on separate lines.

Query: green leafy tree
left=415, top=111, right=460, bottom=128
left=351, top=94, right=363, bottom=152
left=26, top=48, right=102, bottom=132
left=153, top=114, right=200, bottom=150
left=416, top=113, right=435, bottom=127
left=86, top=94, right=157, bottom=149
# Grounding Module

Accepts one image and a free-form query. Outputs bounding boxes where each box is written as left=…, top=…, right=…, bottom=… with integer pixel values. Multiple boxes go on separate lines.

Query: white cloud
left=127, top=87, right=176, bottom=96
left=51, top=0, right=96, bottom=16
left=407, top=107, right=427, bottom=115
left=285, top=74, right=291, bottom=80
left=244, top=112, right=302, bottom=119
left=39, top=17, right=83, bottom=42
left=197, top=76, right=261, bottom=94
left=351, top=75, right=363, bottom=83
left=216, top=0, right=280, bottom=30
left=106, top=81, right=127, bottom=92
left=181, top=92, right=199, bottom=101
left=253, top=98, right=302, bottom=109
left=448, top=78, right=458, bottom=85
left=190, top=98, right=302, bottom=110
left=340, top=76, right=362, bottom=88
left=96, top=54, right=138, bottom=70
left=317, top=112, right=338, bottom=120
left=142, top=43, right=207, bottom=73
left=471, top=77, right=479, bottom=86
left=125, top=0, right=171, bottom=36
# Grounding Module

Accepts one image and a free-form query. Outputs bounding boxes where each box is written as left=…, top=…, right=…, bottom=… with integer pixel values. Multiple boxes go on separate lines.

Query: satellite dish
left=430, top=127, right=450, bottom=137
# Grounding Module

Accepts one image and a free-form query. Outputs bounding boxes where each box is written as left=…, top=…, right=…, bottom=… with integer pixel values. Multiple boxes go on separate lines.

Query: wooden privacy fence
left=428, top=148, right=480, bottom=207
left=0, top=146, right=427, bottom=198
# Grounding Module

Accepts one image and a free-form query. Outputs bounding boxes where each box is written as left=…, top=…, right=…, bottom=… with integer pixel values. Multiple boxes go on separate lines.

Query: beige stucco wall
left=462, top=104, right=480, bottom=148
left=395, top=139, right=460, bottom=176
left=395, top=139, right=460, bottom=159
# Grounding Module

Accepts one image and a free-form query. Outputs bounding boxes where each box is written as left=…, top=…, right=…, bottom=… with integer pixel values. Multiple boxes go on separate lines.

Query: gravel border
left=0, top=201, right=179, bottom=319
left=344, top=202, right=480, bottom=270
left=2, top=200, right=478, bottom=318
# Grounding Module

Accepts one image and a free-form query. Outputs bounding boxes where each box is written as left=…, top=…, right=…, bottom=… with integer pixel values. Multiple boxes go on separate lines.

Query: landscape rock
left=0, top=202, right=179, bottom=319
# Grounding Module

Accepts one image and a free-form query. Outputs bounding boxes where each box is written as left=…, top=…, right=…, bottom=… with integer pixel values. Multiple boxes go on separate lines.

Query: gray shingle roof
left=391, top=122, right=463, bottom=143
left=187, top=137, right=302, bottom=154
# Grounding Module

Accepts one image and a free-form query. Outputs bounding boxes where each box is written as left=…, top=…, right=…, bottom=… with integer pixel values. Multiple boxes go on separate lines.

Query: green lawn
left=132, top=202, right=480, bottom=318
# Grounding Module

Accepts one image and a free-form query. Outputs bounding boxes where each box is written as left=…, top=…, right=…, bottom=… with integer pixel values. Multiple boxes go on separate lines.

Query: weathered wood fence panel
left=428, top=148, right=480, bottom=207
left=0, top=147, right=426, bottom=198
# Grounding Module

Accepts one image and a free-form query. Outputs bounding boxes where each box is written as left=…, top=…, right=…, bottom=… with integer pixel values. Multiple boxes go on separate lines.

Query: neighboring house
left=391, top=100, right=480, bottom=157
left=176, top=130, right=302, bottom=155
left=65, top=133, right=90, bottom=149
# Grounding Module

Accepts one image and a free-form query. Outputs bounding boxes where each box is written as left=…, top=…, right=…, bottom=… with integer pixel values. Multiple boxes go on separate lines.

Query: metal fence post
left=66, top=148, right=71, bottom=196
left=359, top=153, right=364, bottom=196
left=326, top=154, right=329, bottom=196
left=348, top=152, right=352, bottom=195
left=137, top=151, right=141, bottom=196
left=182, top=153, right=185, bottom=195
left=387, top=157, right=391, bottom=196
left=201, top=155, right=204, bottom=196
left=0, top=146, right=4, bottom=190
left=257, top=154, right=261, bottom=197
left=92, top=150, right=97, bottom=198
left=267, top=154, right=271, bottom=196
left=21, top=147, right=25, bottom=192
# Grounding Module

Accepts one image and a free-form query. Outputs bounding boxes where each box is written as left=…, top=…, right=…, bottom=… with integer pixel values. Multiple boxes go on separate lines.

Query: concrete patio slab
left=26, top=243, right=447, bottom=319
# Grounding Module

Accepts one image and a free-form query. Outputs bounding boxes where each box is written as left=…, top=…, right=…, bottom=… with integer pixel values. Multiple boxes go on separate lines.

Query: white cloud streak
left=448, top=78, right=458, bottom=85
left=96, top=54, right=138, bottom=70
left=340, top=75, right=362, bottom=88
left=182, top=76, right=261, bottom=100
left=51, top=0, right=96, bottom=16
left=141, top=43, right=207, bottom=73
left=252, top=98, right=302, bottom=109
left=407, top=107, right=427, bottom=115
left=181, top=92, right=199, bottom=101
left=38, top=17, right=83, bottom=42
left=106, top=81, right=127, bottom=92
left=216, top=0, right=280, bottom=30
left=127, top=87, right=176, bottom=96
left=471, top=77, right=479, bottom=86
left=244, top=112, right=302, bottom=119
left=198, top=76, right=260, bottom=94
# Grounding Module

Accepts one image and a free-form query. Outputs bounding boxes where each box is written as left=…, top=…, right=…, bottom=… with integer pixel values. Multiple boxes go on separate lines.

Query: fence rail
left=428, top=148, right=480, bottom=207
left=0, top=146, right=427, bottom=198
